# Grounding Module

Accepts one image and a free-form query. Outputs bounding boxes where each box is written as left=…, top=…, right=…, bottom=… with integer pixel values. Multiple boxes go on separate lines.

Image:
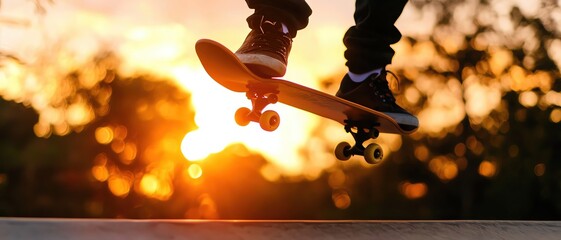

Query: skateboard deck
left=195, top=39, right=418, bottom=163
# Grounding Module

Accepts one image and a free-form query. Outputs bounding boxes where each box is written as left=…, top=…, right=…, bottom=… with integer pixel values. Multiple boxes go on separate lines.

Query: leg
left=235, top=0, right=312, bottom=77
left=245, top=0, right=312, bottom=38
left=344, top=0, right=408, bottom=73
left=336, top=0, right=418, bottom=128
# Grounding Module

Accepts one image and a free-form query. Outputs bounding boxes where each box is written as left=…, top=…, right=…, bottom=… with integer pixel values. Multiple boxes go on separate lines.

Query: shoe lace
left=251, top=32, right=292, bottom=60
left=369, top=70, right=399, bottom=103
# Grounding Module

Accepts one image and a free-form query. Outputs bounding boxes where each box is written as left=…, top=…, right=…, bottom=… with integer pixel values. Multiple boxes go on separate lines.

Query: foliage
left=1, top=0, right=561, bottom=219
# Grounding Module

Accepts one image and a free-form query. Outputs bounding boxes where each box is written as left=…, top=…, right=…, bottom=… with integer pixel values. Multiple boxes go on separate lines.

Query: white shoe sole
left=236, top=53, right=287, bottom=77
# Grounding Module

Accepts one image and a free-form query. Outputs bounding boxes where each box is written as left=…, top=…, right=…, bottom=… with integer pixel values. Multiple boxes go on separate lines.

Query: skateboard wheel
left=235, top=107, right=251, bottom=126
left=364, top=143, right=383, bottom=164
left=335, top=142, right=351, bottom=161
left=259, top=110, right=280, bottom=131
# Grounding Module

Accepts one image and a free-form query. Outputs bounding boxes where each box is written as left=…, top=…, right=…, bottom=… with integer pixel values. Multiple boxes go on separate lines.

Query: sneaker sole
left=236, top=53, right=286, bottom=77
left=383, top=112, right=419, bottom=131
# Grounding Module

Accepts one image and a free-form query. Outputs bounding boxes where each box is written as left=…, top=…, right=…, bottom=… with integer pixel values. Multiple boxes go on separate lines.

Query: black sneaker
left=235, top=16, right=292, bottom=78
left=336, top=72, right=419, bottom=129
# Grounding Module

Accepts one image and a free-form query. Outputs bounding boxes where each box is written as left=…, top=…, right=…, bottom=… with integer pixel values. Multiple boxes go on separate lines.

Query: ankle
left=348, top=68, right=384, bottom=82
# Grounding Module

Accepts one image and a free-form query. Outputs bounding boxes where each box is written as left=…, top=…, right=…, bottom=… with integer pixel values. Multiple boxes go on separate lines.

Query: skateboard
left=195, top=39, right=418, bottom=164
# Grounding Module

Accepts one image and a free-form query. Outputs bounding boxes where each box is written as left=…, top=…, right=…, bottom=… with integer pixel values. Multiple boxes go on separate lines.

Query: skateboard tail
left=196, top=39, right=257, bottom=92
left=397, top=123, right=418, bottom=133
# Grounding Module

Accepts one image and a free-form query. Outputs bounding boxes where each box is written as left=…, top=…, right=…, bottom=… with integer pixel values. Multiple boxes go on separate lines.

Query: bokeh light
left=1, top=0, right=561, bottom=219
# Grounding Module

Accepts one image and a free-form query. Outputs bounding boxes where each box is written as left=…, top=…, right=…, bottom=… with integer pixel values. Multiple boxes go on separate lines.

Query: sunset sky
left=0, top=0, right=552, bottom=177
left=1, top=0, right=362, bottom=176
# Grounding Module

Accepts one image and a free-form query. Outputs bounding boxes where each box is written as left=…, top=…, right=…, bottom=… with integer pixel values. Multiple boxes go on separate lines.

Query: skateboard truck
left=335, top=120, right=383, bottom=164
left=234, top=87, right=280, bottom=132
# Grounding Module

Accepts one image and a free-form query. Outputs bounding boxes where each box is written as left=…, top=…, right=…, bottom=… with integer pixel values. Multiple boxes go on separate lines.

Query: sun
left=173, top=65, right=322, bottom=175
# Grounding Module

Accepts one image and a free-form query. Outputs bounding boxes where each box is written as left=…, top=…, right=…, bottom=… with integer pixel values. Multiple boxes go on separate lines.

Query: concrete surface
left=1, top=218, right=561, bottom=240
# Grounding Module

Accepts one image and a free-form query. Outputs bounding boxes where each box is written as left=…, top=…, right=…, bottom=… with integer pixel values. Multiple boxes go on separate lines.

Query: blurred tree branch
left=0, top=16, right=30, bottom=27
left=32, top=0, right=53, bottom=15
left=0, top=0, right=54, bottom=67
left=0, top=0, right=53, bottom=21
left=0, top=53, right=24, bottom=66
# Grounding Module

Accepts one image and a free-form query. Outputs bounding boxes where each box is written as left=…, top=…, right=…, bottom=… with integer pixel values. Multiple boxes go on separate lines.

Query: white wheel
left=364, top=143, right=383, bottom=164
left=235, top=107, right=251, bottom=126
left=335, top=142, right=351, bottom=161
left=259, top=110, right=280, bottom=131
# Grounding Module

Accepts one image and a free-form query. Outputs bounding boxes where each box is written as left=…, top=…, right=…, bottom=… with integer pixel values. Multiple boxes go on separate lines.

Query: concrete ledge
left=1, top=218, right=561, bottom=240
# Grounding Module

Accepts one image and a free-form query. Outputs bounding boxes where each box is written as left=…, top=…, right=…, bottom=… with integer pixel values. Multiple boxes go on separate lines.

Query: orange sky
left=0, top=0, right=551, bottom=177
left=0, top=0, right=361, bottom=176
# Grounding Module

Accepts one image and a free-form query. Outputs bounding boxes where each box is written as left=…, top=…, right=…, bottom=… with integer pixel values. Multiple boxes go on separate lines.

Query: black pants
left=245, top=0, right=408, bottom=73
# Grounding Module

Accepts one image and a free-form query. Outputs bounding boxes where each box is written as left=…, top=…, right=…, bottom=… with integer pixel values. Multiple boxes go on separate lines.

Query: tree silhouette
left=1, top=0, right=561, bottom=219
